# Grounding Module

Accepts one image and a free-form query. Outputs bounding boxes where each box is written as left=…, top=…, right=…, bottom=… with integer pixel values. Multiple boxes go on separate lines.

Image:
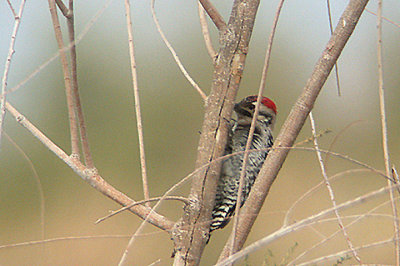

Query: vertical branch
left=218, top=0, right=370, bottom=260
left=172, top=0, right=260, bottom=264
left=47, top=0, right=80, bottom=156
left=198, top=2, right=217, bottom=60
left=257, top=0, right=285, bottom=97
left=66, top=0, right=95, bottom=168
left=377, top=1, right=391, bottom=184
left=376, top=1, right=399, bottom=263
left=0, top=0, right=26, bottom=147
left=124, top=0, right=150, bottom=207
left=309, top=112, right=361, bottom=262
left=230, top=0, right=285, bottom=255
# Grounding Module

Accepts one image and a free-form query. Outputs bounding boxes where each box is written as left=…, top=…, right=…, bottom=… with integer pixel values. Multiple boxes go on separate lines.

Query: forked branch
left=65, top=0, right=95, bottom=168
left=47, top=0, right=80, bottom=157
left=172, top=0, right=261, bottom=264
left=0, top=0, right=26, bottom=147
left=5, top=102, right=174, bottom=232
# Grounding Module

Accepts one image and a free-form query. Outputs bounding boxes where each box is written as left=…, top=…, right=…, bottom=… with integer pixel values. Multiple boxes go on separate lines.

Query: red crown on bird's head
left=245, top=95, right=277, bottom=114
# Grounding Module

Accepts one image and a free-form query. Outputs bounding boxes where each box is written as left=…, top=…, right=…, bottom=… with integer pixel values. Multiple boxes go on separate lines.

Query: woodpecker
left=210, top=95, right=277, bottom=233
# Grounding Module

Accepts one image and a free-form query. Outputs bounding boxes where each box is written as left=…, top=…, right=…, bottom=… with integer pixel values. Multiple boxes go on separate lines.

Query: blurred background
left=0, top=0, right=399, bottom=265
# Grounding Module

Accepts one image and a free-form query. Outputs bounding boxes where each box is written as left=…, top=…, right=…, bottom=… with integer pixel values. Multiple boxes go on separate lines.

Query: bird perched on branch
left=209, top=95, right=277, bottom=234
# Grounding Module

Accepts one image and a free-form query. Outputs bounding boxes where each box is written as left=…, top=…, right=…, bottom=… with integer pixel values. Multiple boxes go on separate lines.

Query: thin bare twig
left=294, top=128, right=331, bottom=146
left=377, top=0, right=390, bottom=189
left=216, top=184, right=400, bottom=266
left=150, top=0, right=207, bottom=101
left=230, top=0, right=285, bottom=255
left=376, top=1, right=399, bottom=263
left=47, top=0, right=80, bottom=157
left=326, top=0, right=342, bottom=96
left=96, top=196, right=189, bottom=224
left=0, top=0, right=26, bottom=147
left=119, top=149, right=207, bottom=265
left=324, top=120, right=364, bottom=169
left=297, top=237, right=397, bottom=266
left=55, top=0, right=70, bottom=18
left=290, top=196, right=400, bottom=264
left=6, top=0, right=17, bottom=18
left=288, top=146, right=390, bottom=180
left=198, top=2, right=217, bottom=60
left=365, top=8, right=400, bottom=28
left=0, top=235, right=131, bottom=249
left=120, top=0, right=153, bottom=262
left=126, top=0, right=153, bottom=238
left=66, top=0, right=95, bottom=168
left=309, top=112, right=361, bottom=262
left=6, top=0, right=114, bottom=96
left=124, top=0, right=149, bottom=206
left=283, top=168, right=371, bottom=226
left=5, top=102, right=174, bottom=231
left=257, top=0, right=285, bottom=96
left=198, top=0, right=227, bottom=31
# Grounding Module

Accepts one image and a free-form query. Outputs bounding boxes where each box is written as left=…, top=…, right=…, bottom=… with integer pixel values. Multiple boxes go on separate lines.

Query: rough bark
left=171, top=1, right=260, bottom=265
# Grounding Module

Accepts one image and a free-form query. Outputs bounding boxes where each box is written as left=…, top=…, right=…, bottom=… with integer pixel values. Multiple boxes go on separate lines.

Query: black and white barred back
left=210, top=96, right=277, bottom=232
